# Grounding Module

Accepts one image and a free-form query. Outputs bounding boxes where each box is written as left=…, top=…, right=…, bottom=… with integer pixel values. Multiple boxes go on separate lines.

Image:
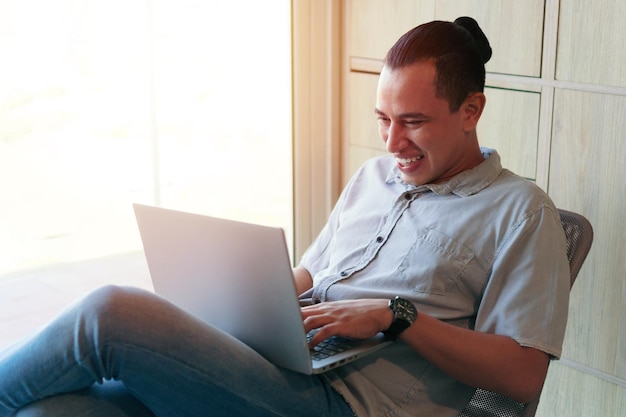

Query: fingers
left=306, top=322, right=342, bottom=348
left=301, top=303, right=336, bottom=336
left=300, top=299, right=391, bottom=347
left=301, top=303, right=344, bottom=348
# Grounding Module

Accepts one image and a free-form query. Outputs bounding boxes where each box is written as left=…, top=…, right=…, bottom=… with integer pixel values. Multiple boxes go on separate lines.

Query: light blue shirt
left=300, top=149, right=570, bottom=417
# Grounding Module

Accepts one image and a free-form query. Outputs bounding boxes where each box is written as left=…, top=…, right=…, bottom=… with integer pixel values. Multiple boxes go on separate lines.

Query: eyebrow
left=374, top=108, right=431, bottom=119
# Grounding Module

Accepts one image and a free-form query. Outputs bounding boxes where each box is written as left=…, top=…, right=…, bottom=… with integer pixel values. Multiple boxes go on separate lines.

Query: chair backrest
left=458, top=209, right=593, bottom=417
left=557, top=209, right=594, bottom=287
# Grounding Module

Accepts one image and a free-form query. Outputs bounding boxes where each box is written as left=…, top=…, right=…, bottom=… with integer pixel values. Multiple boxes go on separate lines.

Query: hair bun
left=454, top=17, right=492, bottom=64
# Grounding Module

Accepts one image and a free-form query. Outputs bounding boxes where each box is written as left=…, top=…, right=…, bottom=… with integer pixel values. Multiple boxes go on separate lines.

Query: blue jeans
left=0, top=286, right=355, bottom=417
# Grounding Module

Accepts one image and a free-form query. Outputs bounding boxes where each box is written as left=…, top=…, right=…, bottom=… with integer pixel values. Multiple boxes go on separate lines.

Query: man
left=0, top=17, right=569, bottom=417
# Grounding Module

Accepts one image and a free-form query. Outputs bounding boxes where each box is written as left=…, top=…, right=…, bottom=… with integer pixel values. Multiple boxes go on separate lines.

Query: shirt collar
left=385, top=147, right=502, bottom=197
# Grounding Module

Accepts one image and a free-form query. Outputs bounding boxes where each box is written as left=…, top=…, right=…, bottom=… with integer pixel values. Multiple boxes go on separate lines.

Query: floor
left=0, top=251, right=153, bottom=351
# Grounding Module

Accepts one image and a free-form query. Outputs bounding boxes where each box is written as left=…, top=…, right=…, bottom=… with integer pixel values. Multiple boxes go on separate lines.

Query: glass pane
left=0, top=0, right=292, bottom=348
left=152, top=1, right=293, bottom=232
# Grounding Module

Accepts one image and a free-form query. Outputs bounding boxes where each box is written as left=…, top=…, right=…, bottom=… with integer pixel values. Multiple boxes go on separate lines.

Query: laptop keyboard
left=307, top=329, right=362, bottom=361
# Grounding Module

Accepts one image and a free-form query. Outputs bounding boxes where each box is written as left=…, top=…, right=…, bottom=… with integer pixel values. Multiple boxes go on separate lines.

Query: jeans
left=0, top=286, right=355, bottom=417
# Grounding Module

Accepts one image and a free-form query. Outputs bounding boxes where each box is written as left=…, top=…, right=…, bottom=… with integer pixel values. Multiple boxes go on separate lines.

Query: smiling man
left=0, top=18, right=570, bottom=417
left=295, top=17, right=570, bottom=415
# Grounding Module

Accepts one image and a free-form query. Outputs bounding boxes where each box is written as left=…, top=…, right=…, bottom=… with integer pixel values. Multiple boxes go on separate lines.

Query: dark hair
left=384, top=17, right=492, bottom=112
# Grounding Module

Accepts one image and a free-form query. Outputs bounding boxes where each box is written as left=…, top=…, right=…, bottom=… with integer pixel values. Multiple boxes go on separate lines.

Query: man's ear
left=461, top=92, right=486, bottom=131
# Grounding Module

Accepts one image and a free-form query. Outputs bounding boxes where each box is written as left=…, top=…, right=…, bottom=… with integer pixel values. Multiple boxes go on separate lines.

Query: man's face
left=375, top=61, right=482, bottom=186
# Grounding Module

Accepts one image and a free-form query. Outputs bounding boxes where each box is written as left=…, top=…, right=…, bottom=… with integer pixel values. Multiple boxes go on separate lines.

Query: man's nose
left=385, top=123, right=408, bottom=153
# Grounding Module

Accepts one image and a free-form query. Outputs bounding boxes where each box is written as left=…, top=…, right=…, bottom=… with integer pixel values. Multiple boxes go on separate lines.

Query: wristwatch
left=383, top=296, right=418, bottom=340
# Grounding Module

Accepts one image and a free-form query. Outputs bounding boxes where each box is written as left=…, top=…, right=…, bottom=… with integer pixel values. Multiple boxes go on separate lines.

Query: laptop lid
left=133, top=204, right=390, bottom=374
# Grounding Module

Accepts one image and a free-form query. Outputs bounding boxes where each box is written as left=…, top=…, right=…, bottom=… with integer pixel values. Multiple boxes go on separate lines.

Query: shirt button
left=340, top=271, right=349, bottom=277
left=404, top=192, right=412, bottom=200
left=376, top=236, right=384, bottom=243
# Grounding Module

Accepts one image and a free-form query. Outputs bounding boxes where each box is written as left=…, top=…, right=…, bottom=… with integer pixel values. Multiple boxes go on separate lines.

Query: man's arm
left=301, top=299, right=549, bottom=404
left=292, top=265, right=313, bottom=295
left=402, top=309, right=549, bottom=404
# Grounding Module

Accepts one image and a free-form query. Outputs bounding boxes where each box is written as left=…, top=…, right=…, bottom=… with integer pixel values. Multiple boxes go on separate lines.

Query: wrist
left=383, top=296, right=418, bottom=340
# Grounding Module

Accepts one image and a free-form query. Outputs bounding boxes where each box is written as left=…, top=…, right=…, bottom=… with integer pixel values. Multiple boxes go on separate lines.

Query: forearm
left=297, top=279, right=548, bottom=402
left=400, top=312, right=549, bottom=403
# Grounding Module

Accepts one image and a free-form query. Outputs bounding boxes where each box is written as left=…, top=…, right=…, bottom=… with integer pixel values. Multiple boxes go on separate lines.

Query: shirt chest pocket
left=398, top=228, right=474, bottom=295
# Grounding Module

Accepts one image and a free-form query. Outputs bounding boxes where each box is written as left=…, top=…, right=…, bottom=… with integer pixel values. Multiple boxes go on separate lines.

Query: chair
left=458, top=208, right=594, bottom=417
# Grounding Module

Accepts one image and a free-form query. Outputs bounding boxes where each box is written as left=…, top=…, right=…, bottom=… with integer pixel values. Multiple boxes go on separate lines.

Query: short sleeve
left=474, top=205, right=570, bottom=358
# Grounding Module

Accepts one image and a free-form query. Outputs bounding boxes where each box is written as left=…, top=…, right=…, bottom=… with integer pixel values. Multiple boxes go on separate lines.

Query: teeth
left=397, top=156, right=423, bottom=166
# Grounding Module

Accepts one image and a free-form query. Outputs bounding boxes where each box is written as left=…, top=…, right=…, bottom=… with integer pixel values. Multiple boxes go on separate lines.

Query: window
left=0, top=0, right=292, bottom=348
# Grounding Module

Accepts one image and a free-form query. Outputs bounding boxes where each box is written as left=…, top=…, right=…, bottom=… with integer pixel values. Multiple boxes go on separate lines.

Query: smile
left=396, top=156, right=424, bottom=167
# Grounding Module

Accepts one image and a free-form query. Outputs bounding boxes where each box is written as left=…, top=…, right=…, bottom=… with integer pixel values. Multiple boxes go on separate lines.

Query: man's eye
left=404, top=120, right=423, bottom=126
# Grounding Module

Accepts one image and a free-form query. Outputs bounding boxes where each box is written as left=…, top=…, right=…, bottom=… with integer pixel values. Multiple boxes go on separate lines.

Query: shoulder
left=493, top=169, right=555, bottom=208
left=486, top=169, right=562, bottom=235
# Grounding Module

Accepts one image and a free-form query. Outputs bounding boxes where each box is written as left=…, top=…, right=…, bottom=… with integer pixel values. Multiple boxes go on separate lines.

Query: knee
left=78, top=285, right=154, bottom=330
left=82, top=285, right=136, bottom=315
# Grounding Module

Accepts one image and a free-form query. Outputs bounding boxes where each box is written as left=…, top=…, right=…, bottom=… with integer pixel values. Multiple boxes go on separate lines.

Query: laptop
left=133, top=204, right=392, bottom=374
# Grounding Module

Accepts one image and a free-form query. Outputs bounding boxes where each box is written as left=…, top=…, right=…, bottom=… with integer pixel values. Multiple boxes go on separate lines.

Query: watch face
left=394, top=298, right=416, bottom=323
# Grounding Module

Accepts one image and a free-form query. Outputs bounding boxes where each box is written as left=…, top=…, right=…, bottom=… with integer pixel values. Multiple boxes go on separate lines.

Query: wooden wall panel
left=557, top=0, right=626, bottom=87
left=346, top=72, right=381, bottom=151
left=479, top=87, right=540, bottom=179
left=348, top=0, right=544, bottom=77
left=548, top=89, right=626, bottom=378
left=434, top=0, right=545, bottom=77
left=538, top=362, right=626, bottom=416
left=344, top=72, right=384, bottom=184
left=348, top=0, right=435, bottom=60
